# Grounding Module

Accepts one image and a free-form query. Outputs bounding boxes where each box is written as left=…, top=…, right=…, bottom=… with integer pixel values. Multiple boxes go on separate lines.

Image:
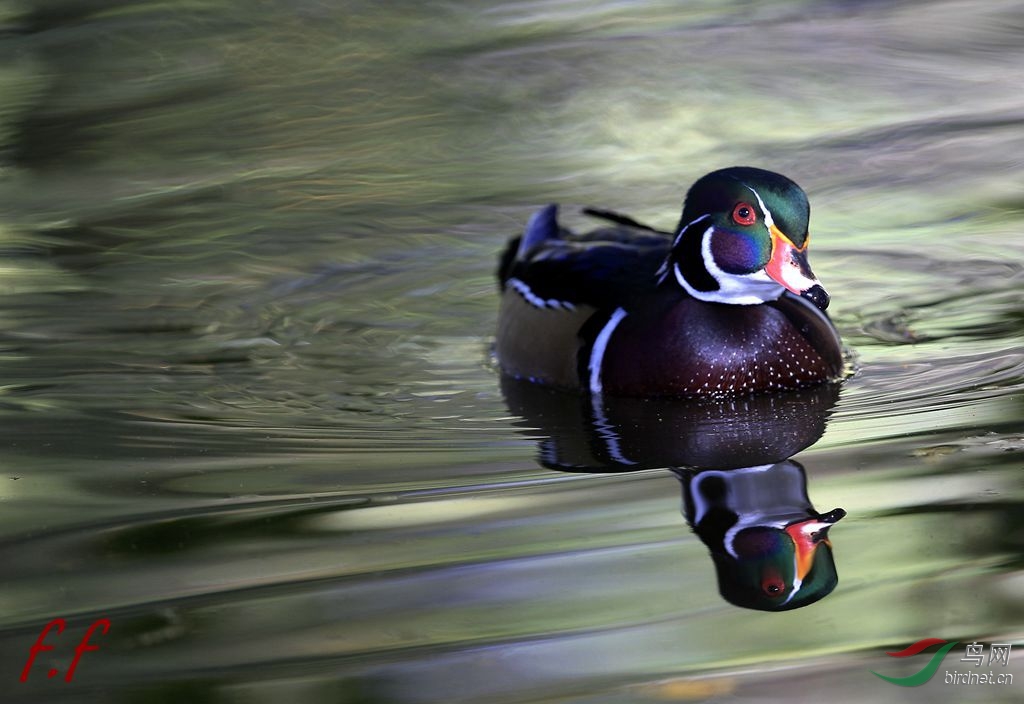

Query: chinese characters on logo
left=946, top=641, right=1014, bottom=686
left=961, top=642, right=1012, bottom=668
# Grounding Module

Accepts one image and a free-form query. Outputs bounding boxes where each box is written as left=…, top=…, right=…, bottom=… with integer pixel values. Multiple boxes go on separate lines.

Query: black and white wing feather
left=498, top=204, right=672, bottom=310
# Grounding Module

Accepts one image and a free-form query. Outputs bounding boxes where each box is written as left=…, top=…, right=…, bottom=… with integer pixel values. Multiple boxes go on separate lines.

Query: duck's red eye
left=761, top=575, right=786, bottom=596
left=732, top=202, right=757, bottom=226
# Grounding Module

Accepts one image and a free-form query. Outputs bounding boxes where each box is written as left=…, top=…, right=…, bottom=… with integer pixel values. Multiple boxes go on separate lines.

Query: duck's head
left=714, top=509, right=846, bottom=611
left=664, top=166, right=829, bottom=311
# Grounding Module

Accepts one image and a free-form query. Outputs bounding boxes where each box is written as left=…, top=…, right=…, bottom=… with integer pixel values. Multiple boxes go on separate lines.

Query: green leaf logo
left=871, top=639, right=959, bottom=687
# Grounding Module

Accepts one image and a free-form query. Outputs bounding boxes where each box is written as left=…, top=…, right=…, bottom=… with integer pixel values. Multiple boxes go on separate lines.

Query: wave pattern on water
left=0, top=1, right=1023, bottom=703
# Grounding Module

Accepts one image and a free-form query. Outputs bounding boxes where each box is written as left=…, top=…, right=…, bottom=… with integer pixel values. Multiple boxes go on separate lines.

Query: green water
left=0, top=1, right=1021, bottom=702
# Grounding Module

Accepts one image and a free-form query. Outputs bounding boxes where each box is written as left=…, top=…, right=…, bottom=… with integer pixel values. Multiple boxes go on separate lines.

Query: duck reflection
left=679, top=462, right=844, bottom=610
left=501, top=378, right=846, bottom=611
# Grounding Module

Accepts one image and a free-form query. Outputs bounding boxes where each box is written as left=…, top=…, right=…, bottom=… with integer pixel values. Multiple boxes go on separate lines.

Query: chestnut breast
left=598, top=296, right=841, bottom=397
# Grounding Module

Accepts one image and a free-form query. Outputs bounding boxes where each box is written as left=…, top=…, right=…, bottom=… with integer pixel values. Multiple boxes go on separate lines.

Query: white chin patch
left=673, top=226, right=784, bottom=305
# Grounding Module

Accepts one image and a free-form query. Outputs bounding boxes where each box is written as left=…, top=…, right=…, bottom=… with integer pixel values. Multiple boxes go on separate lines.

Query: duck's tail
left=497, top=204, right=560, bottom=289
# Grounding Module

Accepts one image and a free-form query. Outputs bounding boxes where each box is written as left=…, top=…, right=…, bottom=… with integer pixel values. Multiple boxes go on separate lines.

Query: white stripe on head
left=784, top=553, right=806, bottom=604
left=587, top=307, right=628, bottom=394
left=740, top=182, right=776, bottom=229
left=672, top=213, right=710, bottom=248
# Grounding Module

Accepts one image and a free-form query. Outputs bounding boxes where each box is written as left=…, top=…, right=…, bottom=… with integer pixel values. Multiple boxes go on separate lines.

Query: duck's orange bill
left=785, top=518, right=836, bottom=584
left=766, top=224, right=823, bottom=297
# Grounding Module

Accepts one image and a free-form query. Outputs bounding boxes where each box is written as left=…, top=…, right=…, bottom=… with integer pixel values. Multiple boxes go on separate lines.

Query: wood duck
left=499, top=379, right=846, bottom=610
left=679, top=462, right=844, bottom=611
left=496, top=166, right=844, bottom=397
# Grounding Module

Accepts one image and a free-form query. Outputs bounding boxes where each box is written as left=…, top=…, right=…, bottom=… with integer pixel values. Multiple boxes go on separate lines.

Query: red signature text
left=20, top=618, right=110, bottom=682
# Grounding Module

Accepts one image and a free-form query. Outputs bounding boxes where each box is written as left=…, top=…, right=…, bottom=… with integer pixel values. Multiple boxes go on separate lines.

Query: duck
left=495, top=166, right=844, bottom=397
left=499, top=376, right=846, bottom=610
left=679, top=462, right=845, bottom=611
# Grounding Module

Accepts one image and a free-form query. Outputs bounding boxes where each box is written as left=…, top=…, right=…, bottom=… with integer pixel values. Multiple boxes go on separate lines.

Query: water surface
left=0, top=1, right=1022, bottom=702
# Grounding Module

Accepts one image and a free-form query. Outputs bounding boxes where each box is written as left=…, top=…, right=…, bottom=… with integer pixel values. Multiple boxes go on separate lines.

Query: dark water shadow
left=501, top=378, right=847, bottom=611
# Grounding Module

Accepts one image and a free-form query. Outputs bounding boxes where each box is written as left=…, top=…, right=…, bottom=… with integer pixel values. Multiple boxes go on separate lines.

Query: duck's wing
left=498, top=205, right=672, bottom=310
